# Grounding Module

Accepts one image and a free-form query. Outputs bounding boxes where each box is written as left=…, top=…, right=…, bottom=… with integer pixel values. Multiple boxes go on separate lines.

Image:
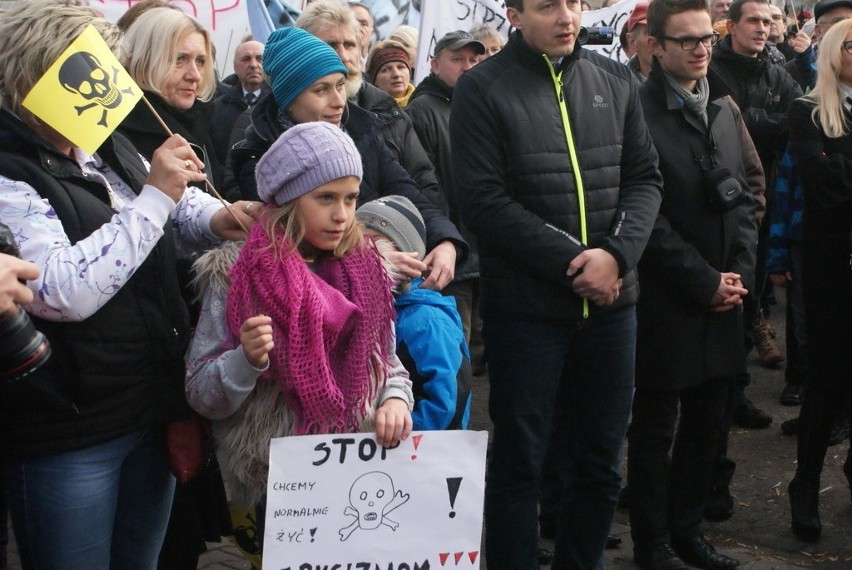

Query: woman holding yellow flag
left=0, top=1, right=254, bottom=568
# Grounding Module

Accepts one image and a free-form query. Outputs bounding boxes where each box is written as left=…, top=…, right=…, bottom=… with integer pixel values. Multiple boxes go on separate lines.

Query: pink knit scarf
left=226, top=224, right=395, bottom=435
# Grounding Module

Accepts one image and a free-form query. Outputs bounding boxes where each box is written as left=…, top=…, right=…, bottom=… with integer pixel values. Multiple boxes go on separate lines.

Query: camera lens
left=0, top=306, right=51, bottom=382
left=578, top=26, right=615, bottom=46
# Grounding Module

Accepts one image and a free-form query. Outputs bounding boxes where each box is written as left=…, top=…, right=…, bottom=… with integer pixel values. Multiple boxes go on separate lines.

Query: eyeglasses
left=663, top=32, right=720, bottom=51
left=844, top=40, right=852, bottom=54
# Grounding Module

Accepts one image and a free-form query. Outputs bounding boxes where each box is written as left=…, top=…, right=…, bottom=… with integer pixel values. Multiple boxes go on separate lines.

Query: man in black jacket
left=630, top=0, right=764, bottom=568
left=451, top=0, right=663, bottom=567
left=407, top=30, right=484, bottom=364
left=209, top=39, right=268, bottom=166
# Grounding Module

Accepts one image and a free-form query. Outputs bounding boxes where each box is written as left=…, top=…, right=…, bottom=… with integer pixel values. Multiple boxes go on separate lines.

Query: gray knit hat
left=255, top=122, right=363, bottom=205
left=356, top=196, right=427, bottom=260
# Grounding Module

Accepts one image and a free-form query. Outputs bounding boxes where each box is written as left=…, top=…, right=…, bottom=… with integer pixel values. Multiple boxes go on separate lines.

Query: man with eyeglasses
left=627, top=0, right=764, bottom=568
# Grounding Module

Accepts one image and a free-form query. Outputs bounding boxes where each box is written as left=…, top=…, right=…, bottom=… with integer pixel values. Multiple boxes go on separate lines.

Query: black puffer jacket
left=354, top=82, right=447, bottom=213
left=451, top=31, right=663, bottom=321
left=230, top=96, right=468, bottom=258
left=407, top=73, right=478, bottom=282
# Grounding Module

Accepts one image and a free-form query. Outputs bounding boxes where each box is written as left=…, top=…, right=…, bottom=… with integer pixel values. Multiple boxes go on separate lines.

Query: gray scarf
left=663, top=73, right=710, bottom=127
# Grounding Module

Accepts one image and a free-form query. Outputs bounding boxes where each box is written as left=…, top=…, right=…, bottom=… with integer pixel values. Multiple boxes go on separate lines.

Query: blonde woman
left=787, top=17, right=852, bottom=543
left=119, top=7, right=223, bottom=188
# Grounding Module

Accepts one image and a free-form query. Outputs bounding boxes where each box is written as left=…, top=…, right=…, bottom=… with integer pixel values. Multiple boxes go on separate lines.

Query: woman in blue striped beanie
left=262, top=26, right=349, bottom=123
left=231, top=26, right=467, bottom=294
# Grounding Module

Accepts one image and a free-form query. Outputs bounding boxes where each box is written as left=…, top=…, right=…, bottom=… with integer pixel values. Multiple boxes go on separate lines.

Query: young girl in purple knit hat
left=185, top=121, right=414, bottom=564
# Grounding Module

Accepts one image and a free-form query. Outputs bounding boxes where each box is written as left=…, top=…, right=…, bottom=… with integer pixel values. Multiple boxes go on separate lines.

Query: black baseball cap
left=815, top=0, right=852, bottom=22
left=434, top=30, right=486, bottom=56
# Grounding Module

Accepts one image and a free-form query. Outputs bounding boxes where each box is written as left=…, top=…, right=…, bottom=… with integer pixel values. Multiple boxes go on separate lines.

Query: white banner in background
left=262, top=430, right=488, bottom=570
left=414, top=0, right=640, bottom=82
left=95, top=0, right=250, bottom=77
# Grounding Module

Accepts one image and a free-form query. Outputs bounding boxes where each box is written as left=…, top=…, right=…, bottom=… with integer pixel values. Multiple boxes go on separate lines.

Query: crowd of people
left=0, top=0, right=850, bottom=569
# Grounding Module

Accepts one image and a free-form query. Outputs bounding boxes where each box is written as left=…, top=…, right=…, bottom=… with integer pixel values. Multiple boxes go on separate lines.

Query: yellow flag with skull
left=22, top=25, right=141, bottom=155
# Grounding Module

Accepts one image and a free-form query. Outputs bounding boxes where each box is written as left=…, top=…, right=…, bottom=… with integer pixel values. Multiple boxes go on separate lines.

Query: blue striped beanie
left=262, top=27, right=349, bottom=112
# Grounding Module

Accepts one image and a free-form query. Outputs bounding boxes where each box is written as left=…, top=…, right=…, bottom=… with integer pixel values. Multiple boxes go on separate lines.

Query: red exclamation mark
left=411, top=434, right=422, bottom=460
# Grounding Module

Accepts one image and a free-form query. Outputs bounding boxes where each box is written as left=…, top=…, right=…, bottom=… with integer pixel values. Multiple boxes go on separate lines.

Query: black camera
left=703, top=166, right=748, bottom=212
left=0, top=223, right=51, bottom=383
left=578, top=26, right=615, bottom=45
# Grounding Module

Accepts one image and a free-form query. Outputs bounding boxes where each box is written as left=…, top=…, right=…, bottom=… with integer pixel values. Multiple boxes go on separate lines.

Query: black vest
left=0, top=112, right=190, bottom=457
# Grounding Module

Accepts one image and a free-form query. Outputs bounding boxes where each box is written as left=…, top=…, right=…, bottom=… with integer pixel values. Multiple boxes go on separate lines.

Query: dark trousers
left=1, top=477, right=6, bottom=570
left=784, top=244, right=808, bottom=387
left=442, top=278, right=484, bottom=368
left=483, top=306, right=635, bottom=570
left=795, top=271, right=852, bottom=487
left=628, top=377, right=731, bottom=550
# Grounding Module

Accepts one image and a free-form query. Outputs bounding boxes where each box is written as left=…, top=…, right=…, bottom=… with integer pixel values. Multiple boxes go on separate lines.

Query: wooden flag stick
left=789, top=0, right=800, bottom=33
left=141, top=96, right=248, bottom=234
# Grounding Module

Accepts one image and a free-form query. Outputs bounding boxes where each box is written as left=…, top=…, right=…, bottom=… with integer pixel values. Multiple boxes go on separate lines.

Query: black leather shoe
left=733, top=399, right=772, bottom=429
left=672, top=535, right=740, bottom=569
left=634, top=544, right=690, bottom=570
left=788, top=478, right=821, bottom=542
left=704, top=485, right=735, bottom=522
left=781, top=417, right=799, bottom=436
left=780, top=384, right=802, bottom=406
left=606, top=533, right=622, bottom=549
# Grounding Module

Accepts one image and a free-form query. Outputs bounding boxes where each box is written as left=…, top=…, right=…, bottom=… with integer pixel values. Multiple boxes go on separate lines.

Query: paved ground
left=5, top=294, right=850, bottom=568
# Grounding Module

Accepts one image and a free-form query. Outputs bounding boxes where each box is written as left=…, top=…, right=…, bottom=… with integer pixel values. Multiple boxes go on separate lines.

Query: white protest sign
left=415, top=0, right=510, bottom=83
left=263, top=430, right=488, bottom=570
left=94, top=0, right=250, bottom=77
left=414, top=0, right=640, bottom=81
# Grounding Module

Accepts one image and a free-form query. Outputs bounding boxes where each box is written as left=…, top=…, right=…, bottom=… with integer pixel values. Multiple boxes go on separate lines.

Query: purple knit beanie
left=255, top=122, right=363, bottom=205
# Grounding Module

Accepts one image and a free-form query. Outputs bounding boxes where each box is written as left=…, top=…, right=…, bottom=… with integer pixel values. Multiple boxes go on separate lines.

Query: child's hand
left=375, top=397, right=412, bottom=448
left=240, top=314, right=274, bottom=368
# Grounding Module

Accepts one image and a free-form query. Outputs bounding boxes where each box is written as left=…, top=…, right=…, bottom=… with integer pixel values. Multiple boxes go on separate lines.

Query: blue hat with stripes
left=263, top=27, right=348, bottom=112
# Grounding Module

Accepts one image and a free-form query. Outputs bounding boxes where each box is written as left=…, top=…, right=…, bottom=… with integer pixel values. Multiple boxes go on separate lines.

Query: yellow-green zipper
left=545, top=55, right=589, bottom=318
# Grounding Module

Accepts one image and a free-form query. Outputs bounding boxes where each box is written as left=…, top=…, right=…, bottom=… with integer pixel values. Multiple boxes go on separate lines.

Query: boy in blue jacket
left=357, top=196, right=472, bottom=430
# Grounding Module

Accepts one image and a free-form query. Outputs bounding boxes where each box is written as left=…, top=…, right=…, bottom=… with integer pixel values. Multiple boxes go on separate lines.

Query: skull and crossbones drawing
left=58, top=51, right=135, bottom=128
left=339, top=471, right=409, bottom=541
